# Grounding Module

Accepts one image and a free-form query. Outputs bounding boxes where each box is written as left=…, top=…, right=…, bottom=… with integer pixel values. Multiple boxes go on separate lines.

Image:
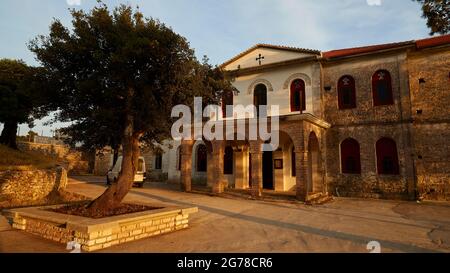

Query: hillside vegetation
left=0, top=144, right=57, bottom=171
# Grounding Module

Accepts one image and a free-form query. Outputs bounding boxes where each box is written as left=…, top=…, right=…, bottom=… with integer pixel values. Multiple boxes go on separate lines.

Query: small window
left=376, top=138, right=399, bottom=175
left=372, top=70, right=394, bottom=106
left=223, top=146, right=233, bottom=175
left=154, top=154, right=162, bottom=170
left=222, top=90, right=234, bottom=118
left=338, top=76, right=356, bottom=109
left=196, top=144, right=207, bottom=172
left=340, top=138, right=361, bottom=174
left=254, top=84, right=268, bottom=117
left=290, top=79, right=306, bottom=112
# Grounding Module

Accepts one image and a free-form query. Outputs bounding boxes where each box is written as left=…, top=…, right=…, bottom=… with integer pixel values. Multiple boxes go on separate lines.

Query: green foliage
left=415, top=0, right=449, bottom=35
left=29, top=3, right=232, bottom=150
left=0, top=59, right=33, bottom=125
left=0, top=59, right=55, bottom=149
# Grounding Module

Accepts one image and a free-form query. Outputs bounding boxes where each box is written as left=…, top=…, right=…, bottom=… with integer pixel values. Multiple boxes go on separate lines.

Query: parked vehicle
left=106, top=156, right=146, bottom=188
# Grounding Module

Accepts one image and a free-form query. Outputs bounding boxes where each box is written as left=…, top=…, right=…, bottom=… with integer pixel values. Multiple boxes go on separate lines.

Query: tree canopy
left=415, top=0, right=450, bottom=35
left=29, top=3, right=232, bottom=213
left=0, top=59, right=50, bottom=149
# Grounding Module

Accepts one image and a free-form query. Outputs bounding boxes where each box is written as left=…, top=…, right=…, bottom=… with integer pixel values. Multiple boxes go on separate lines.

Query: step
left=306, top=192, right=323, bottom=202
left=306, top=194, right=333, bottom=205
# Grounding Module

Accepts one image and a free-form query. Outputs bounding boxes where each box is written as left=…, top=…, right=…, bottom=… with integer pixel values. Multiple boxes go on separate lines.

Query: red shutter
left=372, top=70, right=394, bottom=106
left=376, top=138, right=399, bottom=175
left=340, top=138, right=361, bottom=174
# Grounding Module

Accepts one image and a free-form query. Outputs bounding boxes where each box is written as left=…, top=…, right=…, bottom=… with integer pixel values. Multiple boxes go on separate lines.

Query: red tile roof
left=416, top=34, right=450, bottom=49
left=322, top=41, right=414, bottom=59
left=322, top=34, right=450, bottom=59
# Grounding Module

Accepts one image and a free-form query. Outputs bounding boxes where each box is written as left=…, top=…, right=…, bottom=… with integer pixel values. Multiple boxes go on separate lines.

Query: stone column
left=249, top=141, right=263, bottom=198
left=234, top=149, right=245, bottom=189
left=211, top=141, right=225, bottom=194
left=293, top=124, right=307, bottom=201
left=295, top=150, right=308, bottom=201
left=180, top=140, right=194, bottom=192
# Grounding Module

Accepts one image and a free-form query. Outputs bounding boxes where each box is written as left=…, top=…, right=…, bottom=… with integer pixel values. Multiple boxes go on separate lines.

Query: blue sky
left=0, top=0, right=432, bottom=136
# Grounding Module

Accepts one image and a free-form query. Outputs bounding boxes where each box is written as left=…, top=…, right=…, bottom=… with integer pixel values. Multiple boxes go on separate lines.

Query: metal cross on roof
left=256, top=54, right=265, bottom=65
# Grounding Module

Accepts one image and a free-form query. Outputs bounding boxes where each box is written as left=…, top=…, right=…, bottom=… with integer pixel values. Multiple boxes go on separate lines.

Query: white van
left=106, top=156, right=146, bottom=188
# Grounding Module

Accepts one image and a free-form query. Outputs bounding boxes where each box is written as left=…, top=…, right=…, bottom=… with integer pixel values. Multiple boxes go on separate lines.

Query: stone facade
left=91, top=35, right=450, bottom=202
left=166, top=35, right=450, bottom=202
left=322, top=52, right=416, bottom=200
left=407, top=49, right=450, bottom=201
left=0, top=167, right=67, bottom=205
left=6, top=205, right=198, bottom=252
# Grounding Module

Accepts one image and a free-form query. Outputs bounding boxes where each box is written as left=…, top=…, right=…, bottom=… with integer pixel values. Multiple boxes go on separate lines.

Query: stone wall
left=320, top=47, right=450, bottom=201
left=94, top=148, right=113, bottom=175
left=18, top=142, right=91, bottom=175
left=0, top=167, right=67, bottom=205
left=324, top=123, right=415, bottom=200
left=8, top=206, right=198, bottom=252
left=322, top=52, right=416, bottom=200
left=408, top=49, right=450, bottom=201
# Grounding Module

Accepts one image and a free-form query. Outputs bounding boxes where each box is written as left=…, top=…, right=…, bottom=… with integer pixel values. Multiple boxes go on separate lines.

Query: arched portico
left=179, top=114, right=330, bottom=200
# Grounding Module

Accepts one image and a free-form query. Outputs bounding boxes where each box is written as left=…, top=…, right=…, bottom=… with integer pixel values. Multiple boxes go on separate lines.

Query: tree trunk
left=87, top=86, right=141, bottom=215
left=0, top=120, right=18, bottom=149
left=87, top=114, right=141, bottom=213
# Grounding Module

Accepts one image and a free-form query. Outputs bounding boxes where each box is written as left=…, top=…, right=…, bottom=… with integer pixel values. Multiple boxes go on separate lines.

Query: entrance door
left=262, top=151, right=274, bottom=189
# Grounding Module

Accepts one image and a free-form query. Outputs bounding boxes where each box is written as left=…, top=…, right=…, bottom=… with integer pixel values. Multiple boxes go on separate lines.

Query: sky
left=0, top=0, right=431, bottom=136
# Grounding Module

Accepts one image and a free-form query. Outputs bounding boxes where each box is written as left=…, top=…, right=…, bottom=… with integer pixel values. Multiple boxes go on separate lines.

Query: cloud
left=66, top=0, right=81, bottom=6
left=366, top=0, right=382, bottom=6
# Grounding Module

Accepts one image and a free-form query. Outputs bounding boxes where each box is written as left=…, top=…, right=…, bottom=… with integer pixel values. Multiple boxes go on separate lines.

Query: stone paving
left=1, top=176, right=449, bottom=253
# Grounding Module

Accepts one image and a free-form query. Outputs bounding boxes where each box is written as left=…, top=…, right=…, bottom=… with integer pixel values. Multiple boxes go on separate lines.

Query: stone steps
left=305, top=192, right=333, bottom=205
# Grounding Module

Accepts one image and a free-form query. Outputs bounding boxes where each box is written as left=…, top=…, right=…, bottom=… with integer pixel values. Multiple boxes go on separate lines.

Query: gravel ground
left=1, top=176, right=449, bottom=253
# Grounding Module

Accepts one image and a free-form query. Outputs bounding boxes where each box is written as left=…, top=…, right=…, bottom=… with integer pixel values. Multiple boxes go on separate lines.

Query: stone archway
left=224, top=132, right=251, bottom=190
left=307, top=132, right=322, bottom=193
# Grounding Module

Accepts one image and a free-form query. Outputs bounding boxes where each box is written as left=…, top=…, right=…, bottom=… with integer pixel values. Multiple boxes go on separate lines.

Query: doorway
left=262, top=151, right=274, bottom=189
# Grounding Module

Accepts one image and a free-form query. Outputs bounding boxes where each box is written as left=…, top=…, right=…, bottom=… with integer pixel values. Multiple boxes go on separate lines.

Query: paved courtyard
left=1, top=176, right=450, bottom=253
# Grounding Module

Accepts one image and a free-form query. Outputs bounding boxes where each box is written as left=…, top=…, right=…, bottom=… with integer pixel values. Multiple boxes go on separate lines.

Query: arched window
left=340, top=138, right=361, bottom=174
left=290, top=79, right=306, bottom=112
left=291, top=147, right=296, bottom=177
left=222, top=90, right=234, bottom=118
left=372, top=70, right=393, bottom=106
left=196, top=144, right=207, bottom=172
left=253, top=84, right=267, bottom=117
left=223, top=146, right=233, bottom=175
left=376, top=138, right=399, bottom=175
left=154, top=153, right=162, bottom=170
left=338, top=75, right=356, bottom=109
left=176, top=147, right=181, bottom=171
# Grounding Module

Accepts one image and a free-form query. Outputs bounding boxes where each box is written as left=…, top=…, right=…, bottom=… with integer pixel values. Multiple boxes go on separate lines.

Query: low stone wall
left=329, top=173, right=410, bottom=200
left=5, top=205, right=198, bottom=252
left=17, top=142, right=91, bottom=175
left=0, top=167, right=67, bottom=205
left=417, top=175, right=450, bottom=201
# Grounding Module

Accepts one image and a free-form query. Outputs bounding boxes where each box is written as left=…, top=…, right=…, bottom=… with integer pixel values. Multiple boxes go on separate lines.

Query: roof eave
left=220, top=44, right=320, bottom=69
left=321, top=43, right=415, bottom=62
left=224, top=55, right=320, bottom=76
